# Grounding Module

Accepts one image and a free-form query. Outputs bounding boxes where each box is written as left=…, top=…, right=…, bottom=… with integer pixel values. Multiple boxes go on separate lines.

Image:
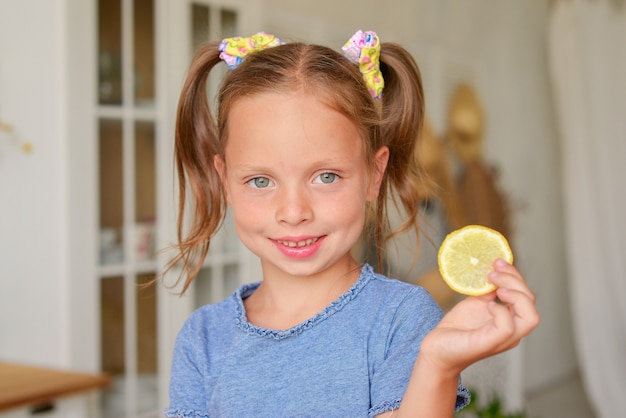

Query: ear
left=366, top=146, right=389, bottom=201
left=213, top=154, right=230, bottom=203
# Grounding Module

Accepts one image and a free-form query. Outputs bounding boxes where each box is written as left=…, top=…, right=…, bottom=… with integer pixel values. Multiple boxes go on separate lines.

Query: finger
left=487, top=300, right=514, bottom=332
left=489, top=261, right=536, bottom=302
left=496, top=287, right=541, bottom=336
left=483, top=300, right=518, bottom=352
left=493, top=258, right=521, bottom=276
left=486, top=294, right=539, bottom=353
left=489, top=272, right=537, bottom=303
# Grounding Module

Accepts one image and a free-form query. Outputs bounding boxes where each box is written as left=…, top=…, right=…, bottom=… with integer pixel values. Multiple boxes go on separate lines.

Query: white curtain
left=547, top=1, right=626, bottom=417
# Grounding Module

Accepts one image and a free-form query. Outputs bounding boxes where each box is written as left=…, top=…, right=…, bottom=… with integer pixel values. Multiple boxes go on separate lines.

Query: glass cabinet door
left=94, top=1, right=257, bottom=417
left=187, top=2, right=243, bottom=310
left=97, top=0, right=158, bottom=416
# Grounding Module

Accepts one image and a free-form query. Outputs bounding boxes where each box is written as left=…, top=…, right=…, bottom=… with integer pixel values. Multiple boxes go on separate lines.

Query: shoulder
left=176, top=282, right=260, bottom=343
left=341, top=265, right=444, bottom=342
left=361, top=266, right=444, bottom=337
left=361, top=265, right=442, bottom=317
left=171, top=282, right=261, bottom=377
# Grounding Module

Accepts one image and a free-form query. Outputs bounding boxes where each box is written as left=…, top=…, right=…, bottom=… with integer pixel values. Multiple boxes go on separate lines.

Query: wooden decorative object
left=446, top=83, right=512, bottom=241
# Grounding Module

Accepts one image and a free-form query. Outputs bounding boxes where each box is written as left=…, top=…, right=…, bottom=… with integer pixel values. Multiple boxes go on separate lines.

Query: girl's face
left=215, top=92, right=388, bottom=281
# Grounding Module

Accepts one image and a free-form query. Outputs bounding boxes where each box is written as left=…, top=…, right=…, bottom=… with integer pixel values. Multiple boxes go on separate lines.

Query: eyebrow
left=230, top=155, right=354, bottom=171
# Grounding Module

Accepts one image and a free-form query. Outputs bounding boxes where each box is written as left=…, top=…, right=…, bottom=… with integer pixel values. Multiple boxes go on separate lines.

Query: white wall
left=476, top=2, right=577, bottom=393
left=423, top=0, right=578, bottom=395
left=412, top=0, right=578, bottom=394
left=0, top=0, right=68, bottom=367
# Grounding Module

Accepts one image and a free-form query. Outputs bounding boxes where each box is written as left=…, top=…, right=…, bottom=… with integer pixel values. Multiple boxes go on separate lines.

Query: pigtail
left=375, top=43, right=426, bottom=269
left=165, top=42, right=226, bottom=294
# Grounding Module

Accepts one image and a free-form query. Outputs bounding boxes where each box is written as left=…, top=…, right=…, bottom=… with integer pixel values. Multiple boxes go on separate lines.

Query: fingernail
left=495, top=258, right=507, bottom=267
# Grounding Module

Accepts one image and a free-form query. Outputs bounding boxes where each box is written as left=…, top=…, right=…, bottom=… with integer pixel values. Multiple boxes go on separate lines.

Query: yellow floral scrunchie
left=218, top=32, right=285, bottom=69
left=217, top=30, right=384, bottom=99
left=342, top=30, right=384, bottom=100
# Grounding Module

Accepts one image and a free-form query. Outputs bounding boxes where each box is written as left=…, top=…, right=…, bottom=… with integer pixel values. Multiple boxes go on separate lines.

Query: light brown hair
left=168, top=38, right=426, bottom=294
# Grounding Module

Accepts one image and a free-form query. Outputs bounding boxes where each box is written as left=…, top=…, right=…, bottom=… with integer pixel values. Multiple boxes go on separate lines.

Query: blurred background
left=1, top=0, right=624, bottom=417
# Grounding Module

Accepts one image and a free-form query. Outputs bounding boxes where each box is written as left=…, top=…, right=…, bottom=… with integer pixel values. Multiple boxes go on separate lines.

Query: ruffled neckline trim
left=233, top=264, right=373, bottom=340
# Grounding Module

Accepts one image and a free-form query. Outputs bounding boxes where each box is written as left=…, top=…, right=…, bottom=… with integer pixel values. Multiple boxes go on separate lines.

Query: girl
left=164, top=30, right=539, bottom=417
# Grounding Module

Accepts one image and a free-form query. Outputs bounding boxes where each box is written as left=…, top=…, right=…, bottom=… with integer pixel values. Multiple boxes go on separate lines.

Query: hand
left=420, top=259, right=540, bottom=377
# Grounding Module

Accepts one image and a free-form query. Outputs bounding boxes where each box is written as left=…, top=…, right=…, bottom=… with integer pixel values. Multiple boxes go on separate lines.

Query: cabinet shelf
left=98, top=260, right=158, bottom=278
left=97, top=105, right=157, bottom=121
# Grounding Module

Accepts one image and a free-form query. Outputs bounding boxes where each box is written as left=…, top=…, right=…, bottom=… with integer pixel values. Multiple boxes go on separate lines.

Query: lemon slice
left=437, top=225, right=513, bottom=296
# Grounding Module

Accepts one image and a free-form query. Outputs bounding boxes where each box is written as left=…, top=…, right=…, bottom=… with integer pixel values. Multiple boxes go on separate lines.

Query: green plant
left=455, top=389, right=526, bottom=418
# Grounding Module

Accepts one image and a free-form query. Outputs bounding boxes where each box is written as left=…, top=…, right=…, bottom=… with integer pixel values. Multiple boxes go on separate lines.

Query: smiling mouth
left=276, top=237, right=320, bottom=248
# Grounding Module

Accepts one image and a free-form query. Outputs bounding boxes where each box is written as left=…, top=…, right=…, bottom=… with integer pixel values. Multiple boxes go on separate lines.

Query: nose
left=275, top=184, right=314, bottom=225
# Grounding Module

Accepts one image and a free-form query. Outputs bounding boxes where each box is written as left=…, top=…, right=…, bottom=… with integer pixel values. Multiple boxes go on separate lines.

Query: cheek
left=326, top=193, right=367, bottom=227
left=229, top=192, right=267, bottom=227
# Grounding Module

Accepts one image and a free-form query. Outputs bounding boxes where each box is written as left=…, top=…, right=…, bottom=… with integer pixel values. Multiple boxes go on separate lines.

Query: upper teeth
left=279, top=238, right=318, bottom=248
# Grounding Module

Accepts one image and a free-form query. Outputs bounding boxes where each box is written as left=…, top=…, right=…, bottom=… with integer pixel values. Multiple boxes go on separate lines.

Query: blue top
left=165, top=264, right=470, bottom=418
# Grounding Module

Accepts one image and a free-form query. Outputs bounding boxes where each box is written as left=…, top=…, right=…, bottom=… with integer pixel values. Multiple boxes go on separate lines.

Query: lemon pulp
left=437, top=225, right=513, bottom=296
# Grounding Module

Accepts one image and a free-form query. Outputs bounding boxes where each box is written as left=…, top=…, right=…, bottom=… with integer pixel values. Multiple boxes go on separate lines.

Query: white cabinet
left=70, top=1, right=261, bottom=416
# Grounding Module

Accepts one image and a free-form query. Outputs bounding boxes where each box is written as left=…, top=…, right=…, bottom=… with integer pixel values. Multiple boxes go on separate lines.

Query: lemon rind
left=437, top=225, right=513, bottom=296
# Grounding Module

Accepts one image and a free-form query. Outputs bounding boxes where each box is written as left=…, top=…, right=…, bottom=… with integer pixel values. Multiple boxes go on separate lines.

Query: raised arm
left=389, top=259, right=540, bottom=417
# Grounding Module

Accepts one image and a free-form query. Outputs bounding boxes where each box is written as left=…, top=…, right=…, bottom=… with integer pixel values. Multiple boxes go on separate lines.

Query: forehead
left=224, top=92, right=364, bottom=164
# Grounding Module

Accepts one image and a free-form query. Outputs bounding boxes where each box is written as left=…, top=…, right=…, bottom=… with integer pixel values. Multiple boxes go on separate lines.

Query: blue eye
left=316, top=173, right=338, bottom=184
left=248, top=177, right=273, bottom=188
